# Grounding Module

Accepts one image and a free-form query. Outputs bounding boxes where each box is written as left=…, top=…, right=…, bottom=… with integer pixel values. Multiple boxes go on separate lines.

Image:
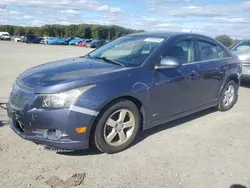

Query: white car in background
left=231, top=40, right=250, bottom=81
left=0, top=32, right=11, bottom=40
left=40, top=37, right=51, bottom=44
left=14, top=36, right=23, bottom=42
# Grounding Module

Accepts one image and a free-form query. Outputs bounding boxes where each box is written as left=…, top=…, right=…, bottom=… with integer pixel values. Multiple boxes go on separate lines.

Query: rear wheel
left=94, top=100, right=141, bottom=154
left=217, top=80, right=237, bottom=111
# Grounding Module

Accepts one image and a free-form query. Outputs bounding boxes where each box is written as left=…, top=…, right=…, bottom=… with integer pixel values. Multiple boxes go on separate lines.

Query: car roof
left=127, top=31, right=215, bottom=40
left=127, top=31, right=183, bottom=38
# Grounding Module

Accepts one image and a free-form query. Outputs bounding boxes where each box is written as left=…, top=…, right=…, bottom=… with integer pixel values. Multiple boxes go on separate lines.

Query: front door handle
left=189, top=71, right=200, bottom=80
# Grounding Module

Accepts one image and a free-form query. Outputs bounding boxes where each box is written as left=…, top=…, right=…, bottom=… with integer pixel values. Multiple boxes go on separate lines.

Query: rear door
left=195, top=37, right=231, bottom=104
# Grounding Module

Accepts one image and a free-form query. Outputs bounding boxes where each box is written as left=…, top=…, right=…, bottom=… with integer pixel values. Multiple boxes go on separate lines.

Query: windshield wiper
left=91, top=56, right=124, bottom=67
left=79, top=54, right=90, bottom=58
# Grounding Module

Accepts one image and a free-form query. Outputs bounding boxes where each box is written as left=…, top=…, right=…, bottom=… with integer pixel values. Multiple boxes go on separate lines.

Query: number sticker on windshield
left=144, top=38, right=164, bottom=43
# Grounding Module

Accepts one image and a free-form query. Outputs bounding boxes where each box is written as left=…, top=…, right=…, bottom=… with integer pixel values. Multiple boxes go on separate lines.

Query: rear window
left=197, top=40, right=218, bottom=61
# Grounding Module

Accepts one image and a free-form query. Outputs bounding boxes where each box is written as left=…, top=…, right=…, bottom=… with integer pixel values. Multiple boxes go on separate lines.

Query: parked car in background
left=231, top=40, right=250, bottom=80
left=62, top=37, right=74, bottom=44
left=19, top=36, right=25, bottom=42
left=14, top=37, right=22, bottom=42
left=8, top=32, right=241, bottom=154
left=231, top=40, right=250, bottom=52
left=86, top=39, right=106, bottom=48
left=22, top=36, right=42, bottom=43
left=68, top=37, right=85, bottom=45
left=0, top=32, right=11, bottom=40
left=78, top=39, right=93, bottom=47
left=47, top=37, right=67, bottom=45
left=40, top=37, right=51, bottom=44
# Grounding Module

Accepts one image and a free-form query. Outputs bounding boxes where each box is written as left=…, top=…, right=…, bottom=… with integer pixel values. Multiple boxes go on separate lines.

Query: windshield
left=2, top=34, right=9, bottom=36
left=88, top=36, right=166, bottom=67
left=231, top=41, right=250, bottom=51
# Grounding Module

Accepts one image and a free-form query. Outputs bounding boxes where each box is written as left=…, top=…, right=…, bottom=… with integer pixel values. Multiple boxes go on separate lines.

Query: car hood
left=17, top=57, right=126, bottom=93
left=232, top=50, right=250, bottom=61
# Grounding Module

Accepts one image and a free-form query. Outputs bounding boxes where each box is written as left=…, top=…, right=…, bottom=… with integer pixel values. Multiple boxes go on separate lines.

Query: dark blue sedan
left=8, top=32, right=241, bottom=153
left=22, top=36, right=42, bottom=43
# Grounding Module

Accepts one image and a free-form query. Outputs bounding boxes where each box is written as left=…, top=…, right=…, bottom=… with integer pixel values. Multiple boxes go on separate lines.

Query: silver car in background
left=231, top=40, right=250, bottom=80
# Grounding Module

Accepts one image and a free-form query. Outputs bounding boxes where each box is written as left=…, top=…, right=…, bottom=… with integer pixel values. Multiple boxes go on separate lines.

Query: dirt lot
left=0, top=41, right=250, bottom=188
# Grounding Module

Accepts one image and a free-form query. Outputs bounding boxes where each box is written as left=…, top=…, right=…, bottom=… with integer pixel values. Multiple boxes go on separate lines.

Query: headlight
left=37, top=85, right=95, bottom=109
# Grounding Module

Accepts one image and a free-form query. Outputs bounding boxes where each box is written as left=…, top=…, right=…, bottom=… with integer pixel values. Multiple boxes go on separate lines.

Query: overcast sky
left=0, top=0, right=250, bottom=39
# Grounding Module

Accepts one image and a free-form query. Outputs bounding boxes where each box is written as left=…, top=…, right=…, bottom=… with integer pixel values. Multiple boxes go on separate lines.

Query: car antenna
left=190, top=25, right=196, bottom=33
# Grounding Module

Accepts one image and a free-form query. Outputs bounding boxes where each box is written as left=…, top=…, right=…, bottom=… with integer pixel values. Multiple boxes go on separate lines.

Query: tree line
left=0, top=24, right=240, bottom=47
left=215, top=35, right=240, bottom=48
left=0, top=24, right=144, bottom=40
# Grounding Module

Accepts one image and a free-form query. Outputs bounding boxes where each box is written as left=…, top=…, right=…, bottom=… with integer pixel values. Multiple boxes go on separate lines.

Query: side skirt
left=143, top=100, right=218, bottom=130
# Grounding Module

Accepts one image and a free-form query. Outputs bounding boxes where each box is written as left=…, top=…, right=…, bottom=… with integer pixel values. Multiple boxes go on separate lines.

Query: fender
left=219, top=59, right=241, bottom=96
left=74, top=69, right=152, bottom=122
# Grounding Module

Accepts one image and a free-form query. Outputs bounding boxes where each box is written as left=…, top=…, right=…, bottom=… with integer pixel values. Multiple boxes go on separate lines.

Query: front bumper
left=7, top=103, right=95, bottom=150
left=1, top=38, right=11, bottom=40
left=9, top=119, right=88, bottom=150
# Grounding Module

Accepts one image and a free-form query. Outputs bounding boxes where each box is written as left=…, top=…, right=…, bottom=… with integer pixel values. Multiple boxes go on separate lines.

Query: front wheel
left=94, top=100, right=141, bottom=154
left=217, top=80, right=238, bottom=111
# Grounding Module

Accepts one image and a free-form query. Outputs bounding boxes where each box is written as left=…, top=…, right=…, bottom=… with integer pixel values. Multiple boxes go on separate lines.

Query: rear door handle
left=189, top=71, right=200, bottom=80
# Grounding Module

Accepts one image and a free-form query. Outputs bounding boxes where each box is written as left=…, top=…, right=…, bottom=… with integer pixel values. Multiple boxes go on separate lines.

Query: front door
left=150, top=37, right=203, bottom=121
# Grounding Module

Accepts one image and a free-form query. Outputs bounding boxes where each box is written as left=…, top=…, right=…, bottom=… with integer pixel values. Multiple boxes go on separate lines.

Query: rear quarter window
left=217, top=45, right=231, bottom=58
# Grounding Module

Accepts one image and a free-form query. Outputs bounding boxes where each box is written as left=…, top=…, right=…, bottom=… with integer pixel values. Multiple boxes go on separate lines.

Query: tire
left=94, top=100, right=141, bottom=154
left=217, top=80, right=238, bottom=111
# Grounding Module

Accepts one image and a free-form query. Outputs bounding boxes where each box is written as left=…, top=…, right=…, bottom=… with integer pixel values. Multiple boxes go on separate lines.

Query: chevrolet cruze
left=8, top=32, right=241, bottom=154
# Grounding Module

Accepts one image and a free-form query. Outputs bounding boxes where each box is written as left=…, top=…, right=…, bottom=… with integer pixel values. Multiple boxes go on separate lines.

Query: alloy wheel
left=223, top=85, right=235, bottom=107
left=104, top=109, right=135, bottom=146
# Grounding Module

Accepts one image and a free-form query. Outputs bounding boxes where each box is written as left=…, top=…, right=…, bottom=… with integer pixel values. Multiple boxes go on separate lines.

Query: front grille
left=15, top=121, right=25, bottom=132
left=9, top=79, right=33, bottom=110
left=9, top=92, right=29, bottom=110
left=15, top=80, right=33, bottom=93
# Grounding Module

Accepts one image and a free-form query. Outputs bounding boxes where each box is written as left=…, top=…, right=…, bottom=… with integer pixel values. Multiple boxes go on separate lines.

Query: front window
left=88, top=36, right=166, bottom=67
left=231, top=41, right=250, bottom=51
left=163, top=39, right=195, bottom=64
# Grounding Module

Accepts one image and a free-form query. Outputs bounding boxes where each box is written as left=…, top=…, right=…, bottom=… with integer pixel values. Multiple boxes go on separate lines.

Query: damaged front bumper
left=7, top=103, right=94, bottom=151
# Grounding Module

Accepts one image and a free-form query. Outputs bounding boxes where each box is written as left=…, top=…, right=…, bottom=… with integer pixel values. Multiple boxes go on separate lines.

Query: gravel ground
left=0, top=41, right=250, bottom=188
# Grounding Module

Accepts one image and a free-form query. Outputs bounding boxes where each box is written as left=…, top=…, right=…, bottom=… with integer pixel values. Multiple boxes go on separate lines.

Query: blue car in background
left=47, top=37, right=67, bottom=45
left=62, top=37, right=74, bottom=44
left=8, top=32, right=241, bottom=154
left=22, top=36, right=42, bottom=43
left=68, top=37, right=85, bottom=45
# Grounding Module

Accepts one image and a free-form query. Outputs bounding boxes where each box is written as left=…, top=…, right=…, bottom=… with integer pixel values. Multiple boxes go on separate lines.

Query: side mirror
left=155, top=56, right=181, bottom=70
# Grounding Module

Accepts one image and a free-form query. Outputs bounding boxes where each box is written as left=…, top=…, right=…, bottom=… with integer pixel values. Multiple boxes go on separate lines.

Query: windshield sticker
left=144, top=38, right=164, bottom=43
